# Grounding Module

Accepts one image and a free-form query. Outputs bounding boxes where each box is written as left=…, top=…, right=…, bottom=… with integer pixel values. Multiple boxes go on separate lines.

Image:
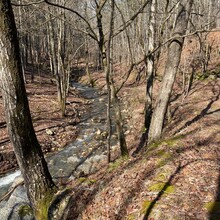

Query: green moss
left=78, top=177, right=87, bottom=183
left=149, top=182, right=175, bottom=194
left=78, top=177, right=97, bottom=184
left=18, top=205, right=33, bottom=218
left=126, top=213, right=136, bottom=220
left=195, top=71, right=218, bottom=81
left=148, top=135, right=183, bottom=152
left=157, top=149, right=166, bottom=156
left=108, top=157, right=128, bottom=172
left=157, top=152, right=173, bottom=167
left=154, top=171, right=170, bottom=182
left=35, top=188, right=56, bottom=220
left=205, top=201, right=220, bottom=213
left=141, top=200, right=156, bottom=214
left=149, top=140, right=162, bottom=150
left=163, top=136, right=182, bottom=147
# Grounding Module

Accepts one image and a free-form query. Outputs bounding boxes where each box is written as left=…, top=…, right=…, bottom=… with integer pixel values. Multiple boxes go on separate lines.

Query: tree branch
left=44, top=0, right=98, bottom=42
left=11, top=0, right=44, bottom=6
left=113, top=0, right=150, bottom=37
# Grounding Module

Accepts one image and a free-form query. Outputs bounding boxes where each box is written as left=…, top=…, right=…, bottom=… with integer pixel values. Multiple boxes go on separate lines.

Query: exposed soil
left=0, top=73, right=87, bottom=176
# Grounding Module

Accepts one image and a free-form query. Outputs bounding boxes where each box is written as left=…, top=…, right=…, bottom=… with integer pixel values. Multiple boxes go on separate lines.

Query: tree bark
left=0, top=1, right=56, bottom=219
left=133, top=0, right=156, bottom=155
left=144, top=0, right=157, bottom=136
left=148, top=0, right=193, bottom=143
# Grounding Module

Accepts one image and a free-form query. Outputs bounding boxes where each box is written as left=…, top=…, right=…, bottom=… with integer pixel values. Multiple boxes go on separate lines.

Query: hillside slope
left=60, top=74, right=219, bottom=220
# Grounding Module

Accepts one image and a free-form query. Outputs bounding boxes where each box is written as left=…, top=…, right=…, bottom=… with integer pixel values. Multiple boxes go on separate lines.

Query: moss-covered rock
left=18, top=205, right=33, bottom=218
left=141, top=200, right=156, bottom=214
left=78, top=177, right=97, bottom=184
left=205, top=201, right=220, bottom=213
left=149, top=182, right=175, bottom=194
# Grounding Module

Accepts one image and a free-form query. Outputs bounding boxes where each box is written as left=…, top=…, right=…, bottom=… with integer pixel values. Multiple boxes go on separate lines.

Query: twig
left=0, top=180, right=24, bottom=202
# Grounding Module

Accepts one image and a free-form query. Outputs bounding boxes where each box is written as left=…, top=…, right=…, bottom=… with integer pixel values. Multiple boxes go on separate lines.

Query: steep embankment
left=63, top=77, right=219, bottom=220
left=64, top=31, right=220, bottom=219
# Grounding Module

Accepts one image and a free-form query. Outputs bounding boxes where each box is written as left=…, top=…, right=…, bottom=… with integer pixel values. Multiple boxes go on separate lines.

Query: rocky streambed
left=0, top=83, right=116, bottom=219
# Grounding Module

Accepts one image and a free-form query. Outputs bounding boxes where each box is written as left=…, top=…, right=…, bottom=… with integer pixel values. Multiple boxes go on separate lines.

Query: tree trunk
left=148, top=0, right=193, bottom=143
left=106, top=0, right=129, bottom=158
left=0, top=1, right=56, bottom=219
left=85, top=36, right=94, bottom=87
left=144, top=0, right=157, bottom=135
left=133, top=0, right=156, bottom=155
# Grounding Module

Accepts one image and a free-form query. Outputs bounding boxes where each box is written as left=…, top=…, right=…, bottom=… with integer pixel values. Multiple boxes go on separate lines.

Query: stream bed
left=0, top=83, right=116, bottom=201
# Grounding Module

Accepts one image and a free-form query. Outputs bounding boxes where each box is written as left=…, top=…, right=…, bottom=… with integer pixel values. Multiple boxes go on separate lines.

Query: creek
left=0, top=83, right=115, bottom=200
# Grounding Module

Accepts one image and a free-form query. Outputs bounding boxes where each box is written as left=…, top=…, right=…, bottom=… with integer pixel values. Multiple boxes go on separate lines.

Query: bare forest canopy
left=11, top=0, right=220, bottom=72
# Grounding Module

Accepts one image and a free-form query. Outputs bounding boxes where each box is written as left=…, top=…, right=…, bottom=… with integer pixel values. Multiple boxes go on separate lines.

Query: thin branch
left=20, top=3, right=98, bottom=41
left=44, top=0, right=98, bottom=41
left=115, top=1, right=134, bottom=64
left=116, top=56, right=146, bottom=94
left=0, top=180, right=24, bottom=202
left=116, top=25, right=220, bottom=94
left=96, top=0, right=108, bottom=15
left=12, top=0, right=44, bottom=6
left=113, top=0, right=150, bottom=37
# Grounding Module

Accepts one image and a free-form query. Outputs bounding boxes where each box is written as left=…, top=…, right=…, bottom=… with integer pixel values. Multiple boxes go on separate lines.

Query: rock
left=77, top=159, right=93, bottom=175
left=75, top=170, right=86, bottom=178
left=96, top=129, right=102, bottom=135
left=99, top=98, right=105, bottom=102
left=67, top=156, right=80, bottom=164
left=11, top=175, right=23, bottom=188
left=46, top=129, right=54, bottom=136
left=0, top=185, right=34, bottom=220
left=92, top=155, right=107, bottom=163
left=124, top=130, right=130, bottom=135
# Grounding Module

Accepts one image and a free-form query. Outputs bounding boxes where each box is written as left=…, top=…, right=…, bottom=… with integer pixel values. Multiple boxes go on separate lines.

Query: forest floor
left=0, top=72, right=87, bottom=175
left=61, top=70, right=220, bottom=219
left=0, top=64, right=219, bottom=219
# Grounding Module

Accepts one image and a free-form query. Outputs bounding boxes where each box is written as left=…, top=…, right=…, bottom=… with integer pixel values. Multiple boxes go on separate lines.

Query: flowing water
left=0, top=83, right=114, bottom=199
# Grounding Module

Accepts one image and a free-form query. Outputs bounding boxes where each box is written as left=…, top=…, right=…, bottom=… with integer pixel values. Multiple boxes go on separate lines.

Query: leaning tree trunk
left=133, top=0, right=157, bottom=155
left=144, top=0, right=156, bottom=129
left=0, top=1, right=56, bottom=219
left=148, top=0, right=193, bottom=143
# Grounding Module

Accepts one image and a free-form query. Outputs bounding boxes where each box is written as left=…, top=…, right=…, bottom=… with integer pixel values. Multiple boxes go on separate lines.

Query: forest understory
left=68, top=66, right=219, bottom=220
left=0, top=41, right=220, bottom=220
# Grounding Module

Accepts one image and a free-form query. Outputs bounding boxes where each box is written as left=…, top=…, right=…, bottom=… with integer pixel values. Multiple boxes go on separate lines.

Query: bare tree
left=148, top=0, right=193, bottom=143
left=0, top=1, right=56, bottom=219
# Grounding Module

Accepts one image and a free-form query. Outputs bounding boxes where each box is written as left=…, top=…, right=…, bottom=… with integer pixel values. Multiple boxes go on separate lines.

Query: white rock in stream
left=0, top=170, right=21, bottom=187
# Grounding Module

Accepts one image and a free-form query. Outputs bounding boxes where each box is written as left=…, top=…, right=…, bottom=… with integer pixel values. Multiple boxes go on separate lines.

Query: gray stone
left=0, top=185, right=34, bottom=220
left=67, top=156, right=80, bottom=164
left=92, top=155, right=106, bottom=163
